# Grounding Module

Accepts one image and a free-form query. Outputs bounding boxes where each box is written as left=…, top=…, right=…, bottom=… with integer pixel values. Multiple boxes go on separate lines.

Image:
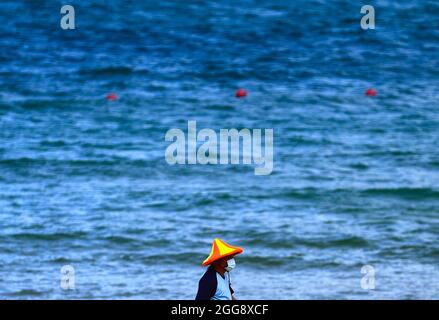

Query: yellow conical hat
left=202, top=238, right=243, bottom=266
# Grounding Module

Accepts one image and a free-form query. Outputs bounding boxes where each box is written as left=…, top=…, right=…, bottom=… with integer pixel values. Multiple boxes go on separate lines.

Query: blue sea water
left=0, top=0, right=438, bottom=299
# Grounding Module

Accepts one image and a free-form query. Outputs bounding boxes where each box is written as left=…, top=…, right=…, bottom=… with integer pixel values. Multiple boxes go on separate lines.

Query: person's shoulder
left=199, top=267, right=217, bottom=285
left=195, top=267, right=218, bottom=300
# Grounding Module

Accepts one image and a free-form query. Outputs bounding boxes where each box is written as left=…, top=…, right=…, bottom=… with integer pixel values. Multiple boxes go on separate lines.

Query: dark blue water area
left=0, top=0, right=438, bottom=299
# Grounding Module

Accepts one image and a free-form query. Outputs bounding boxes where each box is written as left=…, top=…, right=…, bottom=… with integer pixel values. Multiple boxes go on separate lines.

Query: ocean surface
left=0, top=0, right=438, bottom=299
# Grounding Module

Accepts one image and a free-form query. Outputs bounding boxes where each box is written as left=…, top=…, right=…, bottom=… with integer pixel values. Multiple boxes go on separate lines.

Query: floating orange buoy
left=365, top=88, right=377, bottom=97
left=106, top=93, right=118, bottom=101
left=235, top=88, right=247, bottom=98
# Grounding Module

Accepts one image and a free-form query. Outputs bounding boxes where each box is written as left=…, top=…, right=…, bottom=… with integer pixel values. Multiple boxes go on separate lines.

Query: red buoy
left=235, top=89, right=247, bottom=98
left=365, top=88, right=377, bottom=97
left=106, top=93, right=118, bottom=101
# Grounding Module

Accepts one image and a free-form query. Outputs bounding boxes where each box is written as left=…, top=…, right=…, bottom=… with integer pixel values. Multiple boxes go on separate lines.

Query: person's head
left=211, top=255, right=236, bottom=273
left=202, top=238, right=243, bottom=271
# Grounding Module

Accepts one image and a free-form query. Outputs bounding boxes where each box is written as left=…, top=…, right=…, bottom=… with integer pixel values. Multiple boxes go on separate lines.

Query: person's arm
left=195, top=269, right=217, bottom=300
left=230, top=284, right=236, bottom=300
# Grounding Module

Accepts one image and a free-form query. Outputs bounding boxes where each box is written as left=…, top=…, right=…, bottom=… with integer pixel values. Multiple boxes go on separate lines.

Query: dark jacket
left=195, top=267, right=234, bottom=300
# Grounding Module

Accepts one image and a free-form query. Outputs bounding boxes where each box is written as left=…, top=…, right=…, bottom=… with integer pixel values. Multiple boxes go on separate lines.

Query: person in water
left=195, top=238, right=243, bottom=300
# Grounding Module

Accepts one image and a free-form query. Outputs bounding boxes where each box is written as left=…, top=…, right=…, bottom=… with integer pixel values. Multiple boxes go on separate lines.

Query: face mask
left=225, top=258, right=236, bottom=272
